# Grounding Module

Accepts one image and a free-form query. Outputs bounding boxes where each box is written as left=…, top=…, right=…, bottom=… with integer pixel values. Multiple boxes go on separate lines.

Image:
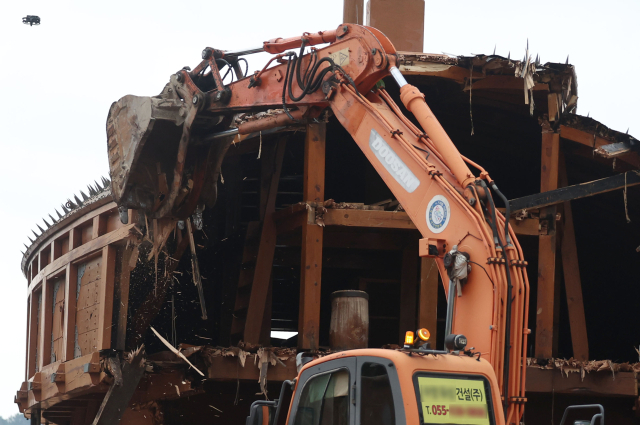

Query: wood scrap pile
left=527, top=357, right=640, bottom=380
left=233, top=109, right=286, bottom=126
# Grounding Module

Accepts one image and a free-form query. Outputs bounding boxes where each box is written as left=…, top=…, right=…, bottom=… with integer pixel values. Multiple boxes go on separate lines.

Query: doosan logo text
left=369, top=129, right=420, bottom=193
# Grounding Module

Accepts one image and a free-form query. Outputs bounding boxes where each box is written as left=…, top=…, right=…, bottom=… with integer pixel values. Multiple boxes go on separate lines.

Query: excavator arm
left=106, top=23, right=529, bottom=425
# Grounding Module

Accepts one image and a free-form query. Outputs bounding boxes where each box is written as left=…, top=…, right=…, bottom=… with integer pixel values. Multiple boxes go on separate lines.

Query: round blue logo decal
left=426, top=195, right=450, bottom=234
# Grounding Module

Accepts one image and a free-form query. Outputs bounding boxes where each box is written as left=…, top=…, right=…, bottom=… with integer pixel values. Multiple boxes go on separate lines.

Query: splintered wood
left=150, top=326, right=204, bottom=376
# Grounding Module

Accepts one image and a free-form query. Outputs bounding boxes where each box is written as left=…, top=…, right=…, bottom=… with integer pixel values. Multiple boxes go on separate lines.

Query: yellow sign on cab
left=416, top=376, right=490, bottom=425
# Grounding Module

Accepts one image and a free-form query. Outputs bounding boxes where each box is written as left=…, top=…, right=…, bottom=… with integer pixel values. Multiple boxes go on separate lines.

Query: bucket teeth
left=43, top=218, right=51, bottom=228
left=80, top=191, right=89, bottom=201
left=37, top=224, right=46, bottom=233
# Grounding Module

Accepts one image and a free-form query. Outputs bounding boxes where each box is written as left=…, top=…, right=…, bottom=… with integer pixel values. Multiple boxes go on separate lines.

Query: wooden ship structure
left=15, top=1, right=640, bottom=423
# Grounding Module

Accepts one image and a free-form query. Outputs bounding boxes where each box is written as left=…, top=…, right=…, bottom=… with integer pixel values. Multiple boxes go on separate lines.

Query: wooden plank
left=27, top=293, right=39, bottom=378
left=51, top=277, right=66, bottom=363
left=323, top=209, right=416, bottom=229
left=243, top=139, right=287, bottom=345
left=115, top=246, right=135, bottom=351
left=535, top=130, right=559, bottom=359
left=509, top=171, right=640, bottom=212
left=77, top=279, right=100, bottom=311
left=398, top=247, right=419, bottom=344
left=52, top=240, right=62, bottom=262
left=558, top=160, right=589, bottom=361
left=525, top=367, right=637, bottom=397
left=64, top=264, right=78, bottom=361
left=510, top=217, right=540, bottom=236
left=28, top=224, right=138, bottom=295
left=299, top=122, right=326, bottom=350
left=92, top=215, right=107, bottom=240
left=97, top=246, right=116, bottom=350
left=39, top=277, right=53, bottom=370
left=69, top=227, right=82, bottom=251
left=547, top=93, right=560, bottom=122
left=419, top=257, right=439, bottom=345
left=303, top=122, right=326, bottom=203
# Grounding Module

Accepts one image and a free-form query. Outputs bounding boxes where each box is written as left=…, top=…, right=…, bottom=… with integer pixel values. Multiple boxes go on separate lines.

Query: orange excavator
left=106, top=24, right=604, bottom=425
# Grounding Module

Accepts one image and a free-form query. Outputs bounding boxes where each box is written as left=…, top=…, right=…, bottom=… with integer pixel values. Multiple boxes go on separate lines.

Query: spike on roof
left=56, top=209, right=63, bottom=219
left=37, top=224, right=45, bottom=233
left=48, top=214, right=57, bottom=224
left=80, top=191, right=89, bottom=201
left=43, top=218, right=51, bottom=229
left=31, top=230, right=39, bottom=238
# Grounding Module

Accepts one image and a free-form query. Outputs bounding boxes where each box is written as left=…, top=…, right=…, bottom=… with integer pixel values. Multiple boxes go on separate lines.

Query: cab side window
left=293, top=369, right=350, bottom=425
left=360, top=362, right=395, bottom=425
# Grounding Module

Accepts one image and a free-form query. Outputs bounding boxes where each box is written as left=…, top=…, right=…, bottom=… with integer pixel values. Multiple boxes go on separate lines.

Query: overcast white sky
left=0, top=0, right=638, bottom=418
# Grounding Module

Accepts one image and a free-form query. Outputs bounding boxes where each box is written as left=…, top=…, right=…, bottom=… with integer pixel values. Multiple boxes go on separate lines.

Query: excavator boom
left=106, top=23, right=530, bottom=425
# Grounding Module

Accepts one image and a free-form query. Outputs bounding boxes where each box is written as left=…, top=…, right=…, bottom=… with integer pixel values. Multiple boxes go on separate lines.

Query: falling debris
left=150, top=327, right=204, bottom=376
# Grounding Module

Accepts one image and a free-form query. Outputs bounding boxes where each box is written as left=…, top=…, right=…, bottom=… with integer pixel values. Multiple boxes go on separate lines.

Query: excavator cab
left=247, top=348, right=503, bottom=425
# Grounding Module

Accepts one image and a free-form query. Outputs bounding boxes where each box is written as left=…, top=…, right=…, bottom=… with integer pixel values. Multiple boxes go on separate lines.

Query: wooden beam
left=399, top=247, right=419, bottom=344
left=343, top=0, right=364, bottom=24
left=558, top=159, right=589, bottom=361
left=97, top=246, right=116, bottom=351
left=323, top=209, right=416, bottom=229
left=419, top=257, right=439, bottom=346
left=27, top=293, right=39, bottom=378
left=274, top=204, right=313, bottom=235
left=243, top=139, right=287, bottom=345
left=115, top=246, right=136, bottom=351
left=559, top=124, right=640, bottom=169
left=92, top=215, right=107, bottom=240
left=535, top=130, right=560, bottom=359
left=64, top=264, right=78, bottom=361
left=525, top=367, right=637, bottom=397
left=39, top=277, right=53, bottom=369
left=510, top=171, right=640, bottom=212
left=299, top=122, right=326, bottom=350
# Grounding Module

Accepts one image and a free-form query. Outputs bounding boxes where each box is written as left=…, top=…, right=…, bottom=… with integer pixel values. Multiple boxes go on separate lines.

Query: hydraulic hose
left=488, top=182, right=514, bottom=419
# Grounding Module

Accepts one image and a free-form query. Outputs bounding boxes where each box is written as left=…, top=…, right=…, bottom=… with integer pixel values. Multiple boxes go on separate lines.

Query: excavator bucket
left=106, top=95, right=185, bottom=212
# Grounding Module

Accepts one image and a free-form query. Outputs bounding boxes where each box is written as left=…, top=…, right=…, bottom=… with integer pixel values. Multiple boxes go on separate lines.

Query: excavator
left=106, top=24, right=604, bottom=425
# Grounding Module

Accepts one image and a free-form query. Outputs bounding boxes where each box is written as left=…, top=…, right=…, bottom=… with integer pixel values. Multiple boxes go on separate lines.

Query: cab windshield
left=413, top=373, right=494, bottom=425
